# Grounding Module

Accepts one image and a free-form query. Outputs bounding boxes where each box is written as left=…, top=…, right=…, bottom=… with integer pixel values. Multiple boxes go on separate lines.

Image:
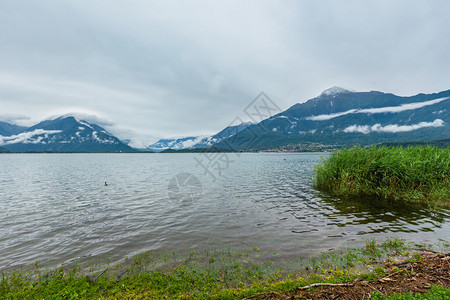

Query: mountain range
left=146, top=122, right=253, bottom=152
left=215, top=87, right=450, bottom=150
left=0, top=87, right=449, bottom=152
left=0, top=116, right=134, bottom=152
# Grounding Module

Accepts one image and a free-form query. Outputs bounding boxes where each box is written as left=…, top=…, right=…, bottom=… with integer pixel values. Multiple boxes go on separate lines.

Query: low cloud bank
left=343, top=119, right=445, bottom=134
left=0, top=129, right=62, bottom=145
left=307, top=97, right=449, bottom=121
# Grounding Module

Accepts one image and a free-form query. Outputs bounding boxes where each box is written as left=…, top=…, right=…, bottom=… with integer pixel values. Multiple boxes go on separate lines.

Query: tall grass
left=314, top=146, right=450, bottom=208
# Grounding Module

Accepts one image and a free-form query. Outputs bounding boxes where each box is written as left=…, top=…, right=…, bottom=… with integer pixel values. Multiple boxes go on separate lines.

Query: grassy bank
left=1, top=239, right=449, bottom=299
left=314, top=146, right=450, bottom=208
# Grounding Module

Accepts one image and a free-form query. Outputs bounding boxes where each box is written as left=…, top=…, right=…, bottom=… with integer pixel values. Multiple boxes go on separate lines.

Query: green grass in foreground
left=314, top=146, right=450, bottom=208
left=2, top=238, right=448, bottom=299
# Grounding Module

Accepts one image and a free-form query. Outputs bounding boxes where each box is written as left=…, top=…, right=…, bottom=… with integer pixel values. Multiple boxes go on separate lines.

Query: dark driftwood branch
left=297, top=277, right=362, bottom=290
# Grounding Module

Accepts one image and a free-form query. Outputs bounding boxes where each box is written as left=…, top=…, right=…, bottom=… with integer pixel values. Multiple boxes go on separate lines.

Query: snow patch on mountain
left=91, top=131, right=117, bottom=144
left=433, top=109, right=446, bottom=115
left=77, top=120, right=93, bottom=130
left=343, top=119, right=445, bottom=134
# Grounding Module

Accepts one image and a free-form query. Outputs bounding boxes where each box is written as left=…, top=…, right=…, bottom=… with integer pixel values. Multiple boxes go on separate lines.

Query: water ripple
left=0, top=153, right=449, bottom=270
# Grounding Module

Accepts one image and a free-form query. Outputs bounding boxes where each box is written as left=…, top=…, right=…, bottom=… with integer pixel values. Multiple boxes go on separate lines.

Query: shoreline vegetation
left=314, top=146, right=450, bottom=209
left=1, top=239, right=449, bottom=299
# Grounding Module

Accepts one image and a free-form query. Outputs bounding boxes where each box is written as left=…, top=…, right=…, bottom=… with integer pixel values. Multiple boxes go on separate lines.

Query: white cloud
left=307, top=97, right=449, bottom=121
left=175, top=135, right=209, bottom=149
left=307, top=109, right=358, bottom=121
left=359, top=98, right=448, bottom=114
left=45, top=112, right=115, bottom=128
left=343, top=125, right=371, bottom=134
left=0, top=129, right=62, bottom=145
left=343, top=119, right=445, bottom=134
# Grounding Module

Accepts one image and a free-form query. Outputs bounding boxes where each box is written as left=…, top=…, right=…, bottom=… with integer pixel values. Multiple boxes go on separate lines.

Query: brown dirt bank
left=246, top=251, right=450, bottom=299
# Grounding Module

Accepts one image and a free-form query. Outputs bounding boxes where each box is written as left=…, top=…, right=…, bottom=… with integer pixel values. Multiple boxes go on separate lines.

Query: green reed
left=314, top=146, right=450, bottom=208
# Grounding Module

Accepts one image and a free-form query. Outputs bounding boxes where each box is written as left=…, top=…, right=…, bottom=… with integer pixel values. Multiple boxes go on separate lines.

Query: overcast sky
left=1, top=0, right=449, bottom=147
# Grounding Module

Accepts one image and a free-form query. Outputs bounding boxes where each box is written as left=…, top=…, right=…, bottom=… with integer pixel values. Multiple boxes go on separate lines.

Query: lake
left=1, top=153, right=449, bottom=270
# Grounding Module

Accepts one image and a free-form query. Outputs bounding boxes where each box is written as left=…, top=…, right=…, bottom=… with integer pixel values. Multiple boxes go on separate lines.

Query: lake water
left=1, top=153, right=449, bottom=270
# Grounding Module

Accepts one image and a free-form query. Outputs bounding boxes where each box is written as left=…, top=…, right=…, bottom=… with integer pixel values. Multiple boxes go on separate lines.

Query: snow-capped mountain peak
left=320, top=86, right=352, bottom=97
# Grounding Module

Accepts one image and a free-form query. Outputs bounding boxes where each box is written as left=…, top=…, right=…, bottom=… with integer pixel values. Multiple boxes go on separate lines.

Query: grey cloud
left=1, top=0, right=450, bottom=146
left=0, top=113, right=30, bottom=125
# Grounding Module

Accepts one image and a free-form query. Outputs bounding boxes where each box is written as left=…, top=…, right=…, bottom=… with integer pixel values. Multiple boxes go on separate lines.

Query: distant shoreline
left=0, top=150, right=333, bottom=154
left=1, top=138, right=448, bottom=154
